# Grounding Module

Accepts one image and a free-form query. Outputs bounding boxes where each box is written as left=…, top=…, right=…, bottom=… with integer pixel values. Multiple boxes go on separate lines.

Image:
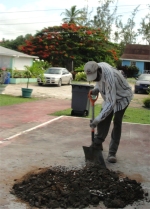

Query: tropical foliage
left=143, top=97, right=150, bottom=108
left=115, top=6, right=140, bottom=45
left=0, top=34, right=32, bottom=50
left=19, top=23, right=119, bottom=71
left=9, top=59, right=49, bottom=78
left=138, top=5, right=150, bottom=45
left=75, top=72, right=86, bottom=81
left=74, top=64, right=85, bottom=72
left=0, top=1, right=149, bottom=54
left=143, top=86, right=150, bottom=108
left=91, top=0, right=118, bottom=39
left=117, top=65, right=139, bottom=78
left=61, top=5, right=83, bottom=25
left=23, top=59, right=48, bottom=88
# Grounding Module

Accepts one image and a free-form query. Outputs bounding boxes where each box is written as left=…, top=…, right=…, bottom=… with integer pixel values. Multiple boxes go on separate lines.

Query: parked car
left=134, top=74, right=150, bottom=93
left=37, top=67, right=73, bottom=87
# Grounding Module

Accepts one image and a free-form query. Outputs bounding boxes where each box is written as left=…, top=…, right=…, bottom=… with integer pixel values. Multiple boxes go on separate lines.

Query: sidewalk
left=0, top=97, right=71, bottom=140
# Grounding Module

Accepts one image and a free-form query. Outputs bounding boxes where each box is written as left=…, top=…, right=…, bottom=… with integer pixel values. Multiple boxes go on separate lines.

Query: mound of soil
left=11, top=164, right=149, bottom=208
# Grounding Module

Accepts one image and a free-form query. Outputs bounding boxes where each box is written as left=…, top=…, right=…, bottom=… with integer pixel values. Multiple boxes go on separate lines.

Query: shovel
left=83, top=91, right=106, bottom=168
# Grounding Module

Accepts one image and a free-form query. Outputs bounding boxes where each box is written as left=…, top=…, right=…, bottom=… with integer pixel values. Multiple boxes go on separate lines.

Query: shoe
left=107, top=154, right=117, bottom=163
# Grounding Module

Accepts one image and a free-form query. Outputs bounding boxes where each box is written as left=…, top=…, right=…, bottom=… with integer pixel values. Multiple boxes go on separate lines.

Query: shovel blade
left=83, top=146, right=106, bottom=168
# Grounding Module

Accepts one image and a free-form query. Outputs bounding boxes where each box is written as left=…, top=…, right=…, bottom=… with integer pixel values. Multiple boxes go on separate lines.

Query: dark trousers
left=96, top=106, right=128, bottom=155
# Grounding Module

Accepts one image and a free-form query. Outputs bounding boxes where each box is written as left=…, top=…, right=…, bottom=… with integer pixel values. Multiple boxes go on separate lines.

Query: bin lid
left=71, top=83, right=94, bottom=87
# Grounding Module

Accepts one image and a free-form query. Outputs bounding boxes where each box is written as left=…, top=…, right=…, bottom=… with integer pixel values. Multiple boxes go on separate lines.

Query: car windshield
left=45, top=68, right=62, bottom=74
left=138, top=74, right=150, bottom=81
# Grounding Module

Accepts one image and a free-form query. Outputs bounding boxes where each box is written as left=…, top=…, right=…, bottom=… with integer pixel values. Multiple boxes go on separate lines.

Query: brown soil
left=11, top=164, right=149, bottom=208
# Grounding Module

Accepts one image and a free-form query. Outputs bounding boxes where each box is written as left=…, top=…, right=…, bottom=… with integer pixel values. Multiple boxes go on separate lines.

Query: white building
left=0, top=46, right=38, bottom=70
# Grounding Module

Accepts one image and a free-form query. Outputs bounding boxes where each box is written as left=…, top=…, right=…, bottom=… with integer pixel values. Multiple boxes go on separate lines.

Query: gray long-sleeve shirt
left=93, top=62, right=133, bottom=125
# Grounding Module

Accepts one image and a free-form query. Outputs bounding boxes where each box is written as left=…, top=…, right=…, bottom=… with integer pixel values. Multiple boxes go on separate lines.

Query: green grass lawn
left=51, top=104, right=150, bottom=124
left=127, top=78, right=136, bottom=84
left=0, top=94, right=38, bottom=106
left=0, top=94, right=149, bottom=124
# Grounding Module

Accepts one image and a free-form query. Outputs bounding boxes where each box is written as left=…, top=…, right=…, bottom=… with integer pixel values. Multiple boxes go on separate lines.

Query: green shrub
left=33, top=59, right=50, bottom=71
left=117, top=65, right=139, bottom=78
left=10, top=59, right=51, bottom=78
left=74, top=64, right=84, bottom=72
left=74, top=64, right=86, bottom=81
left=103, top=55, right=116, bottom=67
left=128, top=65, right=139, bottom=77
left=12, top=70, right=26, bottom=78
left=147, top=86, right=150, bottom=94
left=5, top=68, right=13, bottom=74
left=75, top=72, right=86, bottom=81
left=143, top=97, right=150, bottom=108
left=24, top=64, right=45, bottom=88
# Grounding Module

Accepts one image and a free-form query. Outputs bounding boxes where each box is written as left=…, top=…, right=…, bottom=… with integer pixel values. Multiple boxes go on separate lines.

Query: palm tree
left=61, top=5, right=82, bottom=24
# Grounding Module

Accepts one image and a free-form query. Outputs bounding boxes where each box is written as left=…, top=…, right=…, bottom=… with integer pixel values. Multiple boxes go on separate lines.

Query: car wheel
left=38, top=83, right=43, bottom=86
left=68, top=78, right=72, bottom=85
left=57, top=79, right=62, bottom=87
left=134, top=89, right=138, bottom=94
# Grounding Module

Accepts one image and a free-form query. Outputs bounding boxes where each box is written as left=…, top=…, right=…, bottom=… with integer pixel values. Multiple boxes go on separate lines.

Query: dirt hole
left=11, top=164, right=149, bottom=208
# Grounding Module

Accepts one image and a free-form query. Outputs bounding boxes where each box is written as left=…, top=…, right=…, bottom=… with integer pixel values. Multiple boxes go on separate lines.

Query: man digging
left=84, top=61, right=133, bottom=163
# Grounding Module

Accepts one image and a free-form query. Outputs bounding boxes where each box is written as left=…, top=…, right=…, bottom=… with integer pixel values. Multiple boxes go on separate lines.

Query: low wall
left=10, top=78, right=37, bottom=84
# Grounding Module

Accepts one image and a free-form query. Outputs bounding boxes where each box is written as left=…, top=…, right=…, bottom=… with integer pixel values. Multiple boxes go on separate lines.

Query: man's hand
left=90, top=88, right=99, bottom=95
left=90, top=121, right=96, bottom=128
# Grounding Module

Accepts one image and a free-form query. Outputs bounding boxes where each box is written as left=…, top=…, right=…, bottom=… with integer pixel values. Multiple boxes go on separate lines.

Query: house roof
left=120, top=44, right=150, bottom=62
left=0, top=46, right=38, bottom=59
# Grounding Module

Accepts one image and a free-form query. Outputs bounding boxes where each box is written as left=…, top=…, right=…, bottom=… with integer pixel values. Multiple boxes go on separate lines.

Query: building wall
left=122, top=60, right=130, bottom=66
left=122, top=60, right=144, bottom=74
left=0, top=55, right=33, bottom=70
left=136, top=61, right=144, bottom=74
left=13, top=57, right=33, bottom=70
left=0, top=55, right=12, bottom=69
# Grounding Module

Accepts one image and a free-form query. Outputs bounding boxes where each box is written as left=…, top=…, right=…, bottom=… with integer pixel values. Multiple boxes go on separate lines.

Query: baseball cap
left=84, top=61, right=99, bottom=81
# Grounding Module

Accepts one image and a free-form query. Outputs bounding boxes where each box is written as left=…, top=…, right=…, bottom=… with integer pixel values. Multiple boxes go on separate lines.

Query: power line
left=0, top=6, right=148, bottom=24
left=0, top=9, right=64, bottom=14
left=0, top=21, right=61, bottom=25
left=0, top=4, right=149, bottom=14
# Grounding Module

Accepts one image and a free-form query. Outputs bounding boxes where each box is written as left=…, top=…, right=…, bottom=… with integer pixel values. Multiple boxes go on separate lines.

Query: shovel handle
left=88, top=91, right=98, bottom=142
left=88, top=91, right=98, bottom=106
left=90, top=119, right=95, bottom=142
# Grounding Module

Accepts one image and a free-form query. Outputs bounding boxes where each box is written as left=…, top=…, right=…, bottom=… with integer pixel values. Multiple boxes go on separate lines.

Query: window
left=130, top=61, right=136, bottom=66
left=144, top=62, right=150, bottom=72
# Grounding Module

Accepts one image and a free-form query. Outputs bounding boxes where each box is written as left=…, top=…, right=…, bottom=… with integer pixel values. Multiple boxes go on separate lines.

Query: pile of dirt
left=11, top=164, right=149, bottom=208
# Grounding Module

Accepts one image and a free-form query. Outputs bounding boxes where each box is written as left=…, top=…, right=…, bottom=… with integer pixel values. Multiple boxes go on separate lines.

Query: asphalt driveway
left=0, top=83, right=150, bottom=209
left=0, top=116, right=150, bottom=209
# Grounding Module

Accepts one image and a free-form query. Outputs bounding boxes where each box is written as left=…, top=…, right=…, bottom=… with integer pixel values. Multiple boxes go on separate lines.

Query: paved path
left=0, top=83, right=149, bottom=141
left=0, top=117, right=150, bottom=209
left=0, top=98, right=71, bottom=140
left=0, top=83, right=150, bottom=209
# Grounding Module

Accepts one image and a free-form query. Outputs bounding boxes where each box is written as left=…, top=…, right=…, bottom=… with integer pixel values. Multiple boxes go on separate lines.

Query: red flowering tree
left=19, top=23, right=119, bottom=71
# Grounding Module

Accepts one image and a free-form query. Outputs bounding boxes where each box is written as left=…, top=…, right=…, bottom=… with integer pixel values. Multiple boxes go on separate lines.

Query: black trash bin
left=71, top=84, right=94, bottom=116
left=4, top=72, right=11, bottom=84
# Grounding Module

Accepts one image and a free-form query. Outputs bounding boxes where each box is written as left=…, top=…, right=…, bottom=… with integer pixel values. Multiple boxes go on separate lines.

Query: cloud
left=0, top=0, right=149, bottom=41
left=0, top=1, right=64, bottom=40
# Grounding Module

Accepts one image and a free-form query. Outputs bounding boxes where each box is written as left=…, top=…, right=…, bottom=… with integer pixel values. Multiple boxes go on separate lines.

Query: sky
left=0, top=0, right=149, bottom=43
